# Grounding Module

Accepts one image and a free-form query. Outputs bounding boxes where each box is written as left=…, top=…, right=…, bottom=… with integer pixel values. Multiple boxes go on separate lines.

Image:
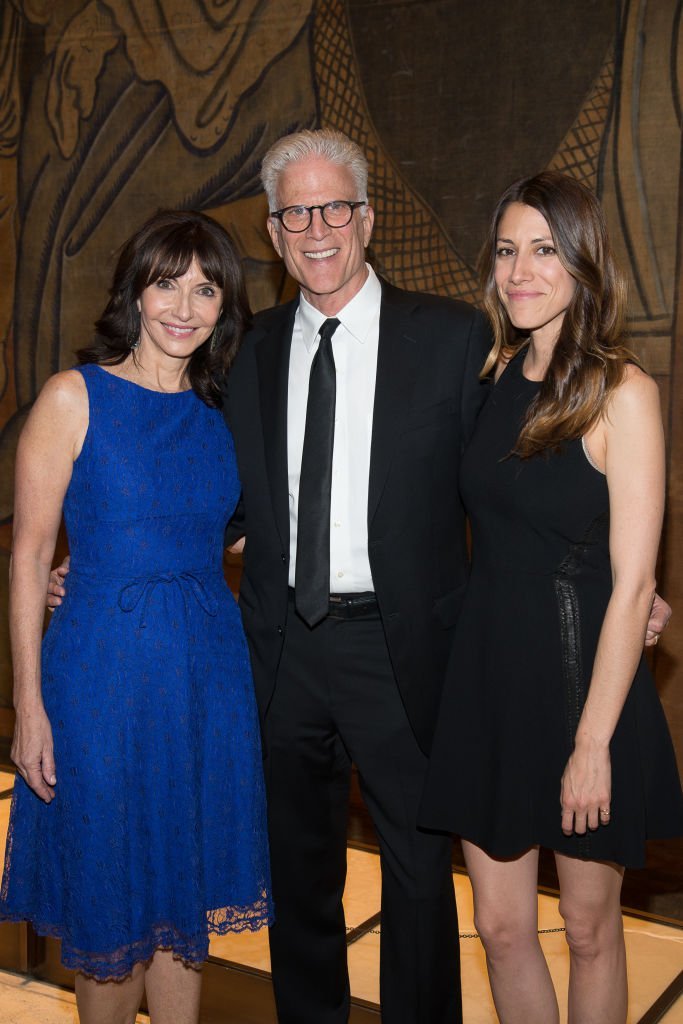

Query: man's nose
left=307, top=207, right=330, bottom=239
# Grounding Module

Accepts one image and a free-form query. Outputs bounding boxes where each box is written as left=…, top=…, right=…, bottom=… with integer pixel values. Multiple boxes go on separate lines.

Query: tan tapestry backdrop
left=0, top=0, right=681, bottom=769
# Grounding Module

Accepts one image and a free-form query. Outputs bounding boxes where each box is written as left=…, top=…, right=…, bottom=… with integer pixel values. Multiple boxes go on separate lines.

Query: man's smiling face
left=267, top=155, right=374, bottom=316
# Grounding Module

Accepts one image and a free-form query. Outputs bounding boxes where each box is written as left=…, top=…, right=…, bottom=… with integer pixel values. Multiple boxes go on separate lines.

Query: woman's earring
left=209, top=310, right=224, bottom=353
left=129, top=312, right=141, bottom=350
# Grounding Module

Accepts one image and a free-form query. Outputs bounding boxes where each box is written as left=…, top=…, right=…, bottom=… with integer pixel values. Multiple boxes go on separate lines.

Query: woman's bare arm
left=560, top=366, right=665, bottom=834
left=10, top=370, right=88, bottom=802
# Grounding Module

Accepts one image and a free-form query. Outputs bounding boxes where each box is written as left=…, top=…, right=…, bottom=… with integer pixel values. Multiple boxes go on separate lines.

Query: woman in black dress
left=420, top=172, right=683, bottom=1023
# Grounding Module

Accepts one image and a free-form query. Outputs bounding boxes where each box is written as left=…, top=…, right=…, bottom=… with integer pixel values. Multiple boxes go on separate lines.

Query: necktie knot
left=318, top=318, right=340, bottom=347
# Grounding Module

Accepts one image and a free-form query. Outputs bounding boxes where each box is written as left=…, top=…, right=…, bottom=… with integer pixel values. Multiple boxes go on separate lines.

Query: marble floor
left=1, top=770, right=682, bottom=1023
left=209, top=846, right=683, bottom=1023
left=0, top=969, right=150, bottom=1024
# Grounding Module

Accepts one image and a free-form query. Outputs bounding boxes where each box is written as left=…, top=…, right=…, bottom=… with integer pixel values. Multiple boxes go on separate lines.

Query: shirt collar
left=298, top=264, right=382, bottom=352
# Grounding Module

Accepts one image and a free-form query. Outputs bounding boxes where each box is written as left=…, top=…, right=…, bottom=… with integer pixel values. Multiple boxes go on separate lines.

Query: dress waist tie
left=118, top=571, right=218, bottom=629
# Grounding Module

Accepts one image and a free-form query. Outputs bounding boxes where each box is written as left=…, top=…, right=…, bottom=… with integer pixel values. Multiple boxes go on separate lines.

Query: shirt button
left=277, top=626, right=284, bottom=636
left=333, top=521, right=341, bottom=528
left=336, top=571, right=344, bottom=578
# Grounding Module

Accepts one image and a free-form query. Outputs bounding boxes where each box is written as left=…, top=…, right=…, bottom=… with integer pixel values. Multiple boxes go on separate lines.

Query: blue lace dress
left=0, top=364, right=273, bottom=978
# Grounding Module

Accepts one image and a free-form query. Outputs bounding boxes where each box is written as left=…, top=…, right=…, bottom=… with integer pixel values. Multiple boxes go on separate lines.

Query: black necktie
left=295, top=318, right=340, bottom=626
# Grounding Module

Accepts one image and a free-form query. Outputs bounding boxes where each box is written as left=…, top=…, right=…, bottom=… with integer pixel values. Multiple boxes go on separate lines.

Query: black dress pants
left=263, top=599, right=461, bottom=1024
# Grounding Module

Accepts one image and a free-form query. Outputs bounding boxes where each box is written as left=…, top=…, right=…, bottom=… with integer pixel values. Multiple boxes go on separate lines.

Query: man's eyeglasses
left=269, top=200, right=367, bottom=233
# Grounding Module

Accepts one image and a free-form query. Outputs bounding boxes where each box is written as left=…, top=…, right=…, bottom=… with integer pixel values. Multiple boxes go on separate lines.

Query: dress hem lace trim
left=0, top=896, right=274, bottom=981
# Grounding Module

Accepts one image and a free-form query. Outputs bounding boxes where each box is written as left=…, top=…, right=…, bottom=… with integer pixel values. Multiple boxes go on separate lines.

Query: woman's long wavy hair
left=479, top=171, right=635, bottom=457
left=77, top=209, right=251, bottom=407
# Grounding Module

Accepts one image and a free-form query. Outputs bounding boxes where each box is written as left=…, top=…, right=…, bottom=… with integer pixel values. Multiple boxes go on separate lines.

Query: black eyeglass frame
left=269, top=200, right=368, bottom=233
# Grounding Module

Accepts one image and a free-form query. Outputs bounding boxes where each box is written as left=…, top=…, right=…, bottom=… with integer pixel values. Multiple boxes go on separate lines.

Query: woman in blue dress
left=0, top=210, right=272, bottom=1022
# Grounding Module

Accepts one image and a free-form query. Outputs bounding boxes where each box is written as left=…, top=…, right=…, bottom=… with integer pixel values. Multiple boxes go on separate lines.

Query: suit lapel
left=255, top=301, right=298, bottom=551
left=368, top=283, right=422, bottom=525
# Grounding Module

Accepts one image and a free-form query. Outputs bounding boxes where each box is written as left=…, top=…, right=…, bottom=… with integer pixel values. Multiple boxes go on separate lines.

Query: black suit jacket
left=223, top=278, right=491, bottom=754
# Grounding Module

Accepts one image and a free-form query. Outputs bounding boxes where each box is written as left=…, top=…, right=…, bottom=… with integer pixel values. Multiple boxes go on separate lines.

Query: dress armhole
left=581, top=435, right=605, bottom=475
left=71, top=365, right=93, bottom=464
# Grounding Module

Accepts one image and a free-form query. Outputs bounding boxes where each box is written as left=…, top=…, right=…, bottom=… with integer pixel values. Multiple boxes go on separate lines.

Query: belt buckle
left=327, top=593, right=377, bottom=619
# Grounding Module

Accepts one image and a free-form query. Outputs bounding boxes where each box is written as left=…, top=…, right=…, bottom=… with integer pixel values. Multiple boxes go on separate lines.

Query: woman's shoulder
left=39, top=367, right=88, bottom=406
left=19, top=369, right=89, bottom=459
left=607, top=363, right=660, bottom=419
left=596, top=363, right=662, bottom=458
left=30, top=369, right=89, bottom=428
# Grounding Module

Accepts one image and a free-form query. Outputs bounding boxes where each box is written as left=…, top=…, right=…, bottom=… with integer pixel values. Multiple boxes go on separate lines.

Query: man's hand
left=47, top=555, right=70, bottom=610
left=646, top=591, right=671, bottom=646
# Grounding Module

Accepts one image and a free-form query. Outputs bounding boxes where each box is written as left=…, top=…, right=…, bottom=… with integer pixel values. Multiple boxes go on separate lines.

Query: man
left=223, top=128, right=489, bottom=1024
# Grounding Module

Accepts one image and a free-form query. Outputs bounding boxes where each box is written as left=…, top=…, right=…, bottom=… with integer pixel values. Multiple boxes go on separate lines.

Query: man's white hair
left=261, top=129, right=369, bottom=212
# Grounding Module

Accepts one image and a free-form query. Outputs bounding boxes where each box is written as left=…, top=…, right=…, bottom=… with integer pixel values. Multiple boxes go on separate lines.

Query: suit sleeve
left=221, top=374, right=246, bottom=548
left=460, top=307, right=493, bottom=444
left=224, top=496, right=245, bottom=549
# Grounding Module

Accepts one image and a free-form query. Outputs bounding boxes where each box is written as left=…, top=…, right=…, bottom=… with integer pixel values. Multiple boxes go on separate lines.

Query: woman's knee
left=559, top=899, right=622, bottom=960
left=473, top=903, right=537, bottom=958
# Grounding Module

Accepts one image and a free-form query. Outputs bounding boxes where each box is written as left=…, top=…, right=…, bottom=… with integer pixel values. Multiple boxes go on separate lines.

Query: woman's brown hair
left=77, top=209, right=251, bottom=407
left=478, top=171, right=635, bottom=457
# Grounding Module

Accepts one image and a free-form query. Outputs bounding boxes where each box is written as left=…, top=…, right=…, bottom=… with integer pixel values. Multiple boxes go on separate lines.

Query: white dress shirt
left=287, top=265, right=381, bottom=592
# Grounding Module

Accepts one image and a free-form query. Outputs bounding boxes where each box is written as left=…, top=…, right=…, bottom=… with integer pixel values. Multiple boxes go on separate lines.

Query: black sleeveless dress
left=420, top=351, right=683, bottom=868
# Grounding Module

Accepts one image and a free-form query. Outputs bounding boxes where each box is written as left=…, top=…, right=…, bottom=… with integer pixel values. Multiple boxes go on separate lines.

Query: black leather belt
left=289, top=588, right=378, bottom=619
left=327, top=592, right=378, bottom=618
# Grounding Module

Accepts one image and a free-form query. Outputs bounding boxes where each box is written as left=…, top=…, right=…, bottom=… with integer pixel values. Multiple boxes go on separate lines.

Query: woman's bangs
left=142, top=241, right=194, bottom=288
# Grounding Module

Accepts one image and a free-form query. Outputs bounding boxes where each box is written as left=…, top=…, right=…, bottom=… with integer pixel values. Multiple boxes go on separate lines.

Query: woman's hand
left=560, top=739, right=611, bottom=835
left=12, top=705, right=56, bottom=803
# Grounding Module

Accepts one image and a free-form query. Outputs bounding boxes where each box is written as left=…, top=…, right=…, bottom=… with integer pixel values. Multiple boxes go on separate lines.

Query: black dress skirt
left=420, top=351, right=683, bottom=868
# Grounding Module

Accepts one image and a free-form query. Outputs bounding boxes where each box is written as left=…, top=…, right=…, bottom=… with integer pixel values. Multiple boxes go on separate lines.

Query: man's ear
left=362, top=205, right=375, bottom=248
left=267, top=217, right=283, bottom=258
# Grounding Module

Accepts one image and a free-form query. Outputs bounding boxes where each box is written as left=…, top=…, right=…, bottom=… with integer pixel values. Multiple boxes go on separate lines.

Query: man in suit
left=223, top=128, right=490, bottom=1024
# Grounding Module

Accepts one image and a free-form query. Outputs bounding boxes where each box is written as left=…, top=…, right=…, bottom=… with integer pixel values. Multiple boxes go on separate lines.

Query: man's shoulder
left=247, top=299, right=298, bottom=337
left=378, top=278, right=481, bottom=317
left=379, top=277, right=484, bottom=326
left=226, top=298, right=298, bottom=394
left=230, top=299, right=297, bottom=375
